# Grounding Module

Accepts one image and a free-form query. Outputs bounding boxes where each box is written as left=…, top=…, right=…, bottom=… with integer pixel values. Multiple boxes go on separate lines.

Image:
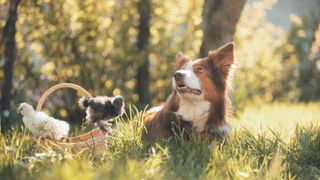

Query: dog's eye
left=194, top=67, right=204, bottom=73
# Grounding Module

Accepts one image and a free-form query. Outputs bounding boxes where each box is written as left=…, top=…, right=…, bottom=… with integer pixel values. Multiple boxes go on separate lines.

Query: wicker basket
left=37, top=83, right=108, bottom=154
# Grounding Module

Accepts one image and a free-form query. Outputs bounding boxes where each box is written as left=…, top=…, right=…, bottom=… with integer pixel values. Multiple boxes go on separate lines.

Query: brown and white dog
left=142, top=42, right=236, bottom=142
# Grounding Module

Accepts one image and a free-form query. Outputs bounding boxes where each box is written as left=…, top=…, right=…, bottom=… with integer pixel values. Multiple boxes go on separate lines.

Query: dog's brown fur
left=142, top=42, right=235, bottom=142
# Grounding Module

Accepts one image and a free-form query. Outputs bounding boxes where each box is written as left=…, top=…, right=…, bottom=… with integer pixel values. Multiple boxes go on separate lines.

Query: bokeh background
left=0, top=0, right=319, bottom=131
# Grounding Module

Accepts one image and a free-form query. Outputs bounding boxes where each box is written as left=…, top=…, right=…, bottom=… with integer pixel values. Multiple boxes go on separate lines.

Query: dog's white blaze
left=173, top=61, right=211, bottom=131
left=176, top=97, right=210, bottom=132
left=175, top=61, right=201, bottom=90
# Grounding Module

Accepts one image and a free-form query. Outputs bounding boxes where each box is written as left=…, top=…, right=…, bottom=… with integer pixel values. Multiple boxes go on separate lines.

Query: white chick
left=18, top=102, right=69, bottom=140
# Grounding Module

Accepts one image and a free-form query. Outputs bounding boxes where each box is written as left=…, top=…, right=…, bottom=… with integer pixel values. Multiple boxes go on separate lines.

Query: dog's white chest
left=176, top=99, right=210, bottom=132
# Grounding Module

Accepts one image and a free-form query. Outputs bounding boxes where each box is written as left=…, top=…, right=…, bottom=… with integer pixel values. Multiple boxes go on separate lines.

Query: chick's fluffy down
left=30, top=112, right=70, bottom=140
left=19, top=103, right=69, bottom=140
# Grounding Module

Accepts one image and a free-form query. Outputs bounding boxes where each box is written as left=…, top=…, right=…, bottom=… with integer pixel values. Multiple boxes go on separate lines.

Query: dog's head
left=172, top=42, right=235, bottom=102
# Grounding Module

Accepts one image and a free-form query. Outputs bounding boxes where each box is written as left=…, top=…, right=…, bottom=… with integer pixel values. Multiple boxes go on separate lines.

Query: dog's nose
left=174, top=72, right=185, bottom=80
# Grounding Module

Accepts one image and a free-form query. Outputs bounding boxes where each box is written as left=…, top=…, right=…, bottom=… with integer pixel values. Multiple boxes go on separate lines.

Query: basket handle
left=36, top=83, right=93, bottom=111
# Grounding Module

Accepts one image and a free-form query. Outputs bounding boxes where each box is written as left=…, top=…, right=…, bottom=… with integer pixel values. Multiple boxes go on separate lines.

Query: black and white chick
left=78, top=96, right=125, bottom=133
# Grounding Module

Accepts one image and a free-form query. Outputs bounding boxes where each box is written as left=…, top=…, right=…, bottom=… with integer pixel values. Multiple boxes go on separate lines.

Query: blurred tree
left=5, top=0, right=141, bottom=124
left=288, top=14, right=320, bottom=101
left=233, top=0, right=294, bottom=109
left=136, top=0, right=152, bottom=106
left=309, top=25, right=320, bottom=60
left=1, top=0, right=21, bottom=132
left=200, top=0, right=245, bottom=57
left=148, top=0, right=203, bottom=104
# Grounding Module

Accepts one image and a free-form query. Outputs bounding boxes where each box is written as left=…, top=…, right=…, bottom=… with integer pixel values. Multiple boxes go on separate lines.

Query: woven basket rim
left=36, top=83, right=107, bottom=141
left=36, top=83, right=93, bottom=111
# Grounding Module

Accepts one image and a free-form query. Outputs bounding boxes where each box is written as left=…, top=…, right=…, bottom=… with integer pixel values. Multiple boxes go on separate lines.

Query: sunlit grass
left=0, top=103, right=319, bottom=179
left=232, top=103, right=320, bottom=138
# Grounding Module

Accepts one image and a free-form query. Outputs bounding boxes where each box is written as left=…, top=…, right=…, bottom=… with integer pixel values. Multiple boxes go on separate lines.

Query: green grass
left=0, top=103, right=319, bottom=180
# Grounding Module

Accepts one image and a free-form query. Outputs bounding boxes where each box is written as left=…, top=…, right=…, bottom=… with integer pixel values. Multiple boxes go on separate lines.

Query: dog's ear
left=174, top=52, right=191, bottom=70
left=208, top=42, right=235, bottom=76
left=79, top=97, right=93, bottom=109
left=113, top=96, right=124, bottom=109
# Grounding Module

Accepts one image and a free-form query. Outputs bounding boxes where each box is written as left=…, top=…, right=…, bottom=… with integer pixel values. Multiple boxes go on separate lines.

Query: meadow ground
left=0, top=103, right=319, bottom=180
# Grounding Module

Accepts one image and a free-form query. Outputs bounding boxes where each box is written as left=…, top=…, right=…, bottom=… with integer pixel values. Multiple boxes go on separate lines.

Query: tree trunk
left=1, top=0, right=21, bottom=132
left=200, top=0, right=245, bottom=58
left=136, top=0, right=152, bottom=106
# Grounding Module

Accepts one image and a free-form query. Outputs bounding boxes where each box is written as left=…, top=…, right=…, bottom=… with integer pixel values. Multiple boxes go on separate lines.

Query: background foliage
left=0, top=0, right=319, bottom=122
left=0, top=0, right=319, bottom=179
